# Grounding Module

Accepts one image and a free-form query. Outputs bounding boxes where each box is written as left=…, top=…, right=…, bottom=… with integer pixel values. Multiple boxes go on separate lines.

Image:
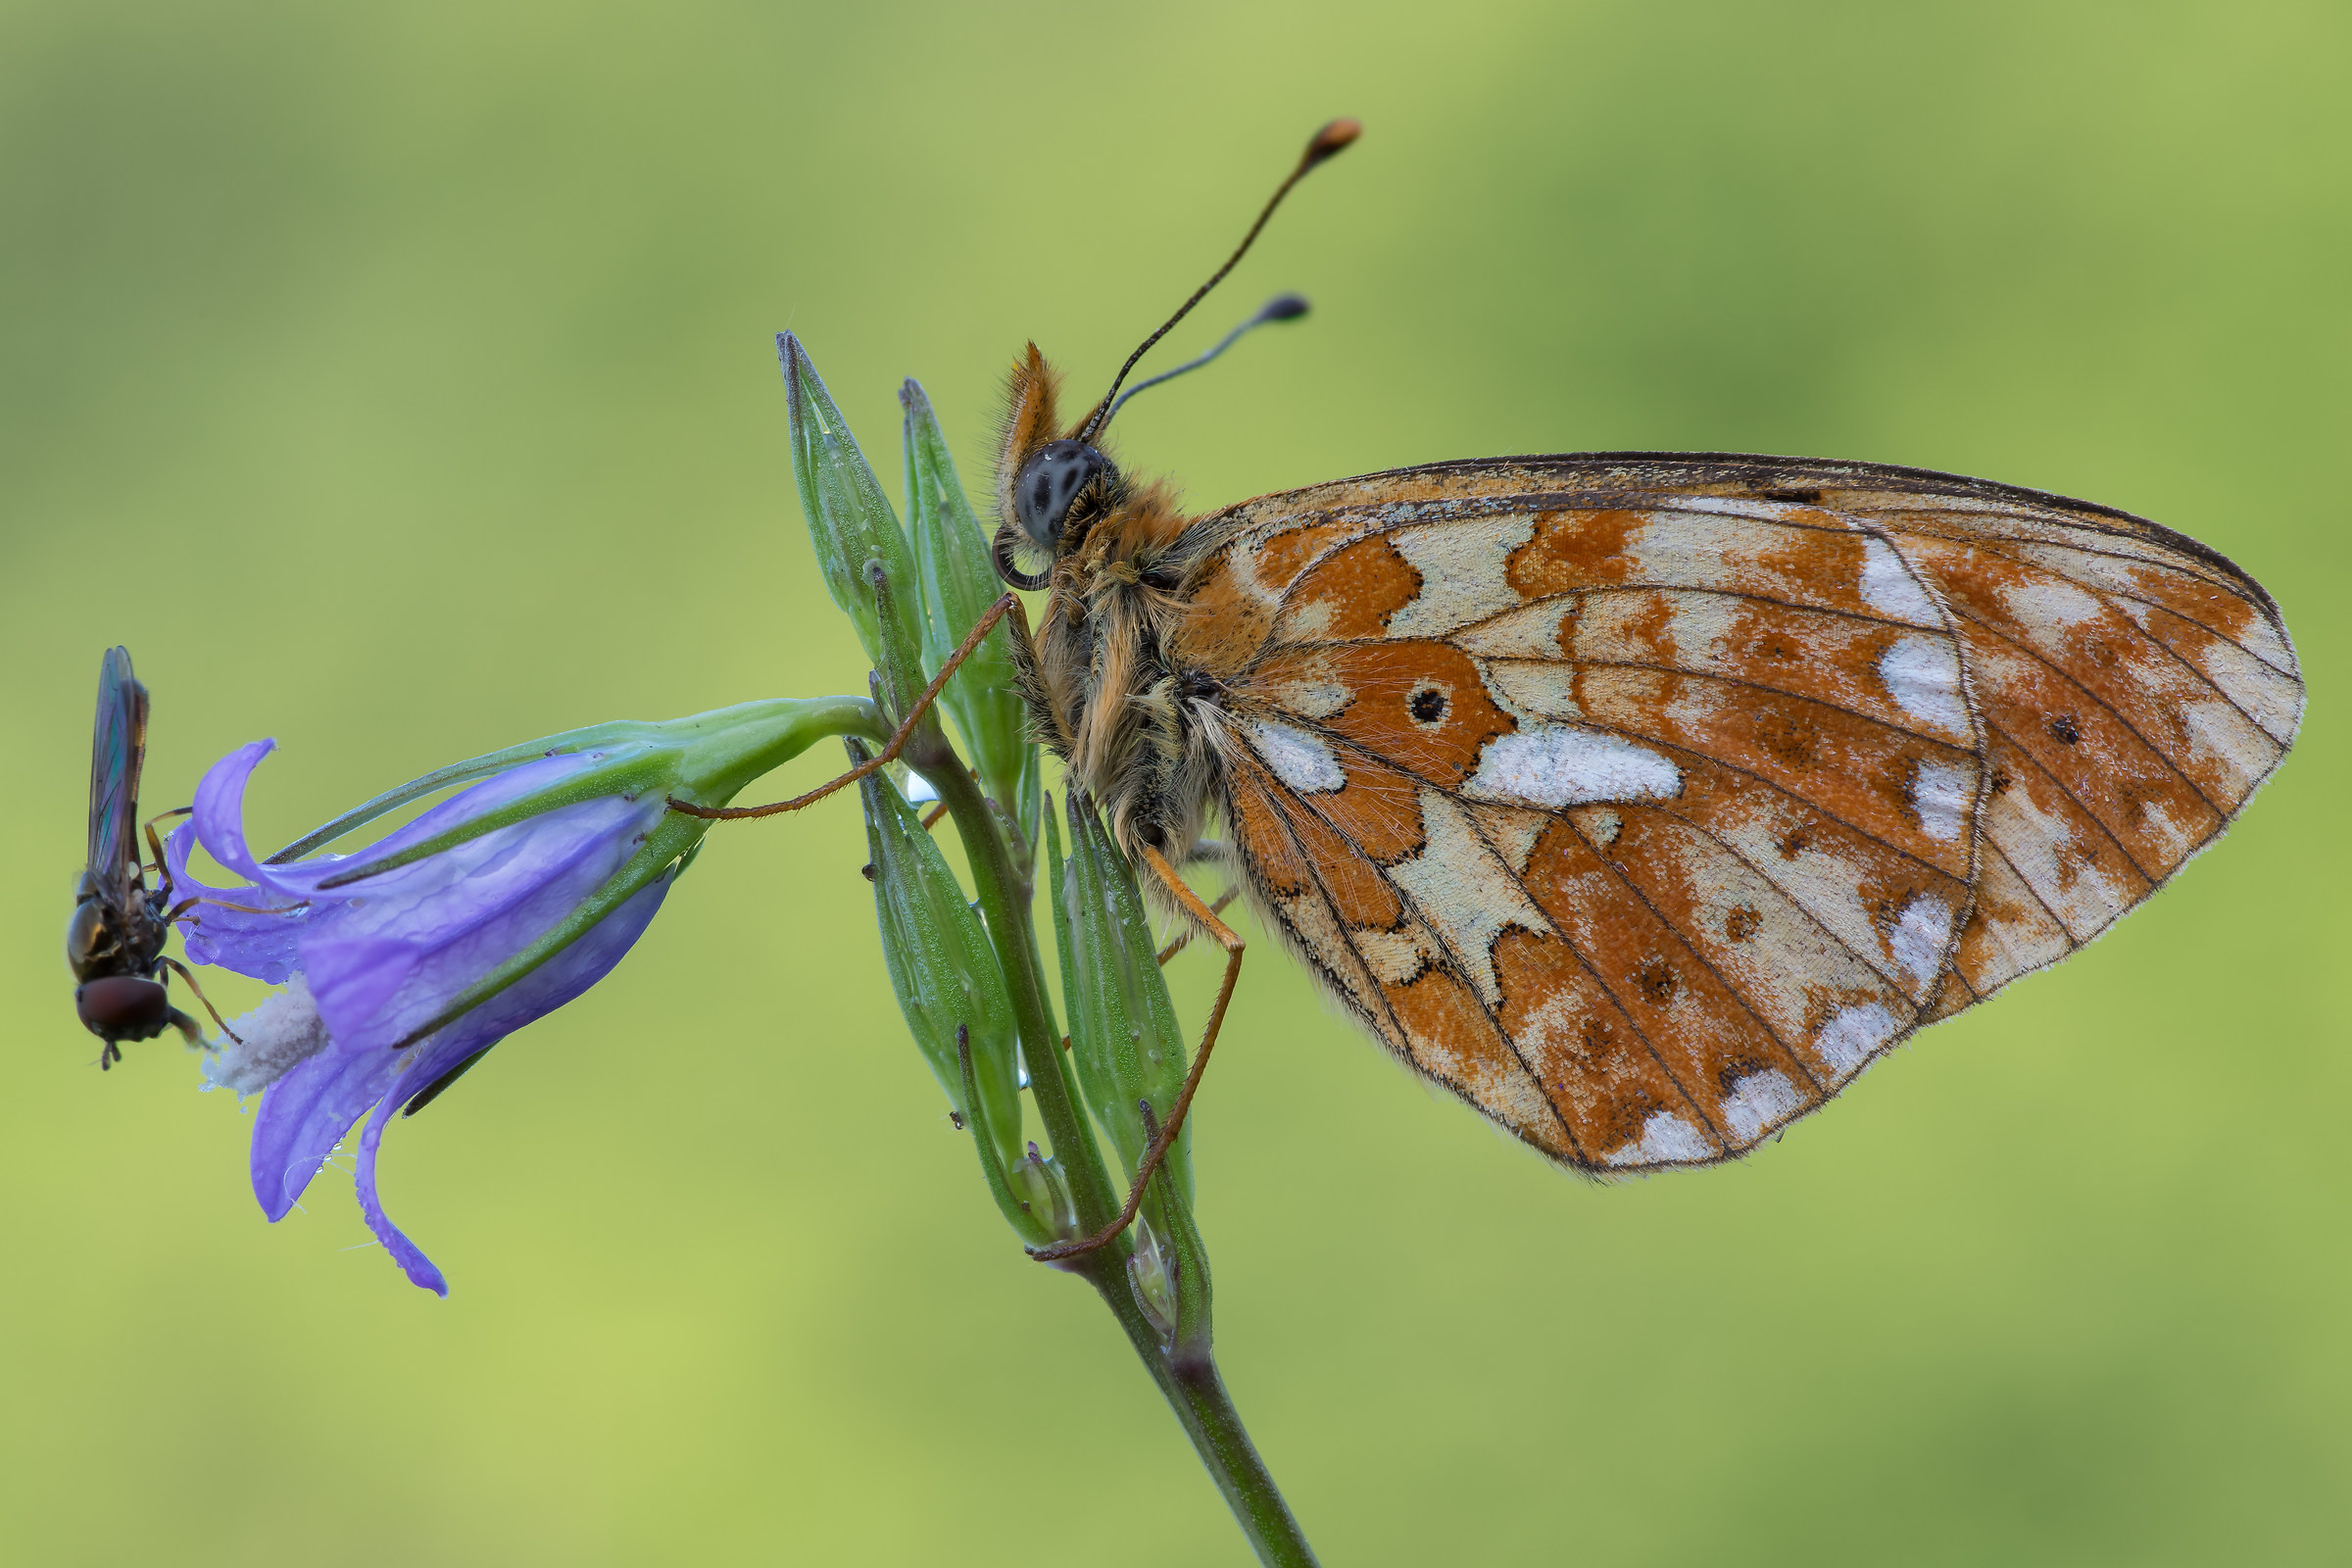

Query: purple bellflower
left=166, top=699, right=885, bottom=1295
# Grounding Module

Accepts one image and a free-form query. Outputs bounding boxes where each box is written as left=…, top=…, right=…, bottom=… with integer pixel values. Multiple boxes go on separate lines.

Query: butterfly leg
left=1029, top=845, right=1244, bottom=1263
left=159, top=955, right=241, bottom=1045
left=1154, top=887, right=1239, bottom=966
left=668, top=593, right=1033, bottom=823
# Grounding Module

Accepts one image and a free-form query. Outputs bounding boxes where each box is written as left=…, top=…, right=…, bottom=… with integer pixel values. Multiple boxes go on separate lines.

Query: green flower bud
left=855, top=741, right=1027, bottom=1187
left=779, top=333, right=927, bottom=718
left=1127, top=1214, right=1179, bottom=1344
left=1006, top=1142, right=1079, bottom=1243
left=901, top=378, right=1036, bottom=840
left=1044, top=794, right=1217, bottom=1355
left=1044, top=793, right=1192, bottom=1201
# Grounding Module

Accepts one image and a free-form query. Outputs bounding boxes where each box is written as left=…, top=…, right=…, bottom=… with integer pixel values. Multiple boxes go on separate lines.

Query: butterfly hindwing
left=1180, top=453, right=2298, bottom=1172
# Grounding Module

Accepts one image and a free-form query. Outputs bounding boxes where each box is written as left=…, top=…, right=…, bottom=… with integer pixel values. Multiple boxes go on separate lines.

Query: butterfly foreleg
left=158, top=955, right=240, bottom=1045
left=667, top=592, right=1035, bottom=823
left=1029, top=844, right=1244, bottom=1264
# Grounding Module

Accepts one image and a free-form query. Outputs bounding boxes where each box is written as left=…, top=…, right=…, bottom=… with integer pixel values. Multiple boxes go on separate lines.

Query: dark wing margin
left=87, top=645, right=150, bottom=902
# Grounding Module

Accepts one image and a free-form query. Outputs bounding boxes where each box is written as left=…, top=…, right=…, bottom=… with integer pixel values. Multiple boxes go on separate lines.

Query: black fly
left=65, top=647, right=232, bottom=1066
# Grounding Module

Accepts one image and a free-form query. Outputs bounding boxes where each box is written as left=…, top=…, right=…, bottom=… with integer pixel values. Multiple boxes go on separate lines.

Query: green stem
left=1091, top=1276, right=1322, bottom=1567
left=914, top=744, right=1317, bottom=1566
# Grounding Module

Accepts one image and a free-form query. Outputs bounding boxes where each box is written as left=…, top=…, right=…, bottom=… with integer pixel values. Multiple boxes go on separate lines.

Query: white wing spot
left=1355, top=927, right=1434, bottom=986
left=1888, top=893, right=1956, bottom=987
left=1816, top=1003, right=1899, bottom=1077
left=1878, top=634, right=1970, bottom=736
left=1860, top=537, right=1938, bottom=624
left=1388, top=791, right=1553, bottom=1005
left=1464, top=725, right=1682, bottom=808
left=1573, top=805, right=1622, bottom=849
left=2000, top=574, right=2104, bottom=632
left=1721, top=1069, right=1804, bottom=1143
left=1603, top=1109, right=1714, bottom=1167
left=1910, top=759, right=1974, bottom=843
left=1243, top=716, right=1345, bottom=794
left=1385, top=515, right=1538, bottom=638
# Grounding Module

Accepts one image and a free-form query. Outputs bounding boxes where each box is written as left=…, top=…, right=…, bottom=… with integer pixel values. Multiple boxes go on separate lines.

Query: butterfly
left=753, top=121, right=2301, bottom=1255
left=66, top=646, right=233, bottom=1067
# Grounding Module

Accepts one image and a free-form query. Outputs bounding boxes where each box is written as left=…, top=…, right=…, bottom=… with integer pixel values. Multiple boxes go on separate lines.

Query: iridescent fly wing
left=1171, top=454, right=2298, bottom=1173
left=86, top=644, right=151, bottom=909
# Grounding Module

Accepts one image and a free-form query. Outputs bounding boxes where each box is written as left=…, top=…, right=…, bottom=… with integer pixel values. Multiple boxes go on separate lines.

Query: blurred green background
left=3, top=1, right=2344, bottom=1562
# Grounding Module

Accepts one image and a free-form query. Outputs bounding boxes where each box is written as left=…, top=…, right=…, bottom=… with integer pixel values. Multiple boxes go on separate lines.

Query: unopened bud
left=1007, top=1142, right=1078, bottom=1242
left=1127, top=1215, right=1179, bottom=1344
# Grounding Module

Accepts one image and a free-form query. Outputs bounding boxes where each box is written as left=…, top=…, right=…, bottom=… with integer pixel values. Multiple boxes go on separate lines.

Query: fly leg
left=159, top=955, right=240, bottom=1045
left=142, top=807, right=192, bottom=893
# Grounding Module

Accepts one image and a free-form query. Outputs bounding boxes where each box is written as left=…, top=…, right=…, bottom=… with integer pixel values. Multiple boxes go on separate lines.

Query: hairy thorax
left=1012, top=484, right=1244, bottom=859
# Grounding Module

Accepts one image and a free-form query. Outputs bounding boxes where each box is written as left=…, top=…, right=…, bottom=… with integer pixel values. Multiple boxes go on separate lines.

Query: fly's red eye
left=75, top=975, right=170, bottom=1040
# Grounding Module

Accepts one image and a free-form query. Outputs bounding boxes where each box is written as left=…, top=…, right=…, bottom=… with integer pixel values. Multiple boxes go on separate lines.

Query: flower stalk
left=790, top=335, right=1316, bottom=1564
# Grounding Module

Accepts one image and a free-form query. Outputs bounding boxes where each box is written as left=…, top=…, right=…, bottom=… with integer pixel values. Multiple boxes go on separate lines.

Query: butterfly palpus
left=674, top=118, right=2301, bottom=1261
left=68, top=646, right=235, bottom=1067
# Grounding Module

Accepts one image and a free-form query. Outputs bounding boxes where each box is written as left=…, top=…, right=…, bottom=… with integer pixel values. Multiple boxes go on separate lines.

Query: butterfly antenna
left=1098, top=293, right=1309, bottom=430
left=1077, top=118, right=1359, bottom=445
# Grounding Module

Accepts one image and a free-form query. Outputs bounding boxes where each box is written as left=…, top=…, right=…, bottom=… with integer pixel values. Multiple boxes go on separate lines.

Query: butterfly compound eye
left=1014, top=440, right=1110, bottom=551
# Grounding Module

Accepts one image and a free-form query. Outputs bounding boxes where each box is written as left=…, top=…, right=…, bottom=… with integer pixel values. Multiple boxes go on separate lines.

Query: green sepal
left=901, top=377, right=1033, bottom=826
left=311, top=698, right=888, bottom=888
left=779, top=332, right=927, bottom=716
left=269, top=719, right=660, bottom=863
left=856, top=743, right=1028, bottom=1189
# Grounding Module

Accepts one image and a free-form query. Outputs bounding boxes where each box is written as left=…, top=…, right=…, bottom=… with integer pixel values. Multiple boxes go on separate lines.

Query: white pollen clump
left=1721, top=1069, right=1804, bottom=1143
left=1604, top=1109, right=1714, bottom=1167
left=1909, top=759, right=1974, bottom=843
left=1243, top=716, right=1345, bottom=794
left=203, top=975, right=334, bottom=1096
left=1816, top=1003, right=1899, bottom=1076
left=1887, top=893, right=1955, bottom=986
left=1859, top=537, right=1938, bottom=624
left=1878, top=635, right=1970, bottom=736
left=1464, top=724, right=1682, bottom=808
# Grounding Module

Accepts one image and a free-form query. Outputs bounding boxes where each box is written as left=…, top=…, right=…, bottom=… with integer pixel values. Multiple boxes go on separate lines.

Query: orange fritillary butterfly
left=972, top=119, right=2301, bottom=1207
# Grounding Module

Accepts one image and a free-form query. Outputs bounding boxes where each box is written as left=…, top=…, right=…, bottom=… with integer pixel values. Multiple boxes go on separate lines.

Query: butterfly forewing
left=1174, top=455, right=2299, bottom=1173
left=87, top=645, right=150, bottom=909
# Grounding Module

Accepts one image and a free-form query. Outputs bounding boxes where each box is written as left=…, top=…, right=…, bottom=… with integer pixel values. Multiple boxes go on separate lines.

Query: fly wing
left=87, top=645, right=150, bottom=907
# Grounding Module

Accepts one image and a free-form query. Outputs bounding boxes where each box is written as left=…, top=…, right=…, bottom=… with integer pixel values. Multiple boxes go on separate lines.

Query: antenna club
left=1261, top=293, right=1309, bottom=321
left=1303, top=119, right=1362, bottom=167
